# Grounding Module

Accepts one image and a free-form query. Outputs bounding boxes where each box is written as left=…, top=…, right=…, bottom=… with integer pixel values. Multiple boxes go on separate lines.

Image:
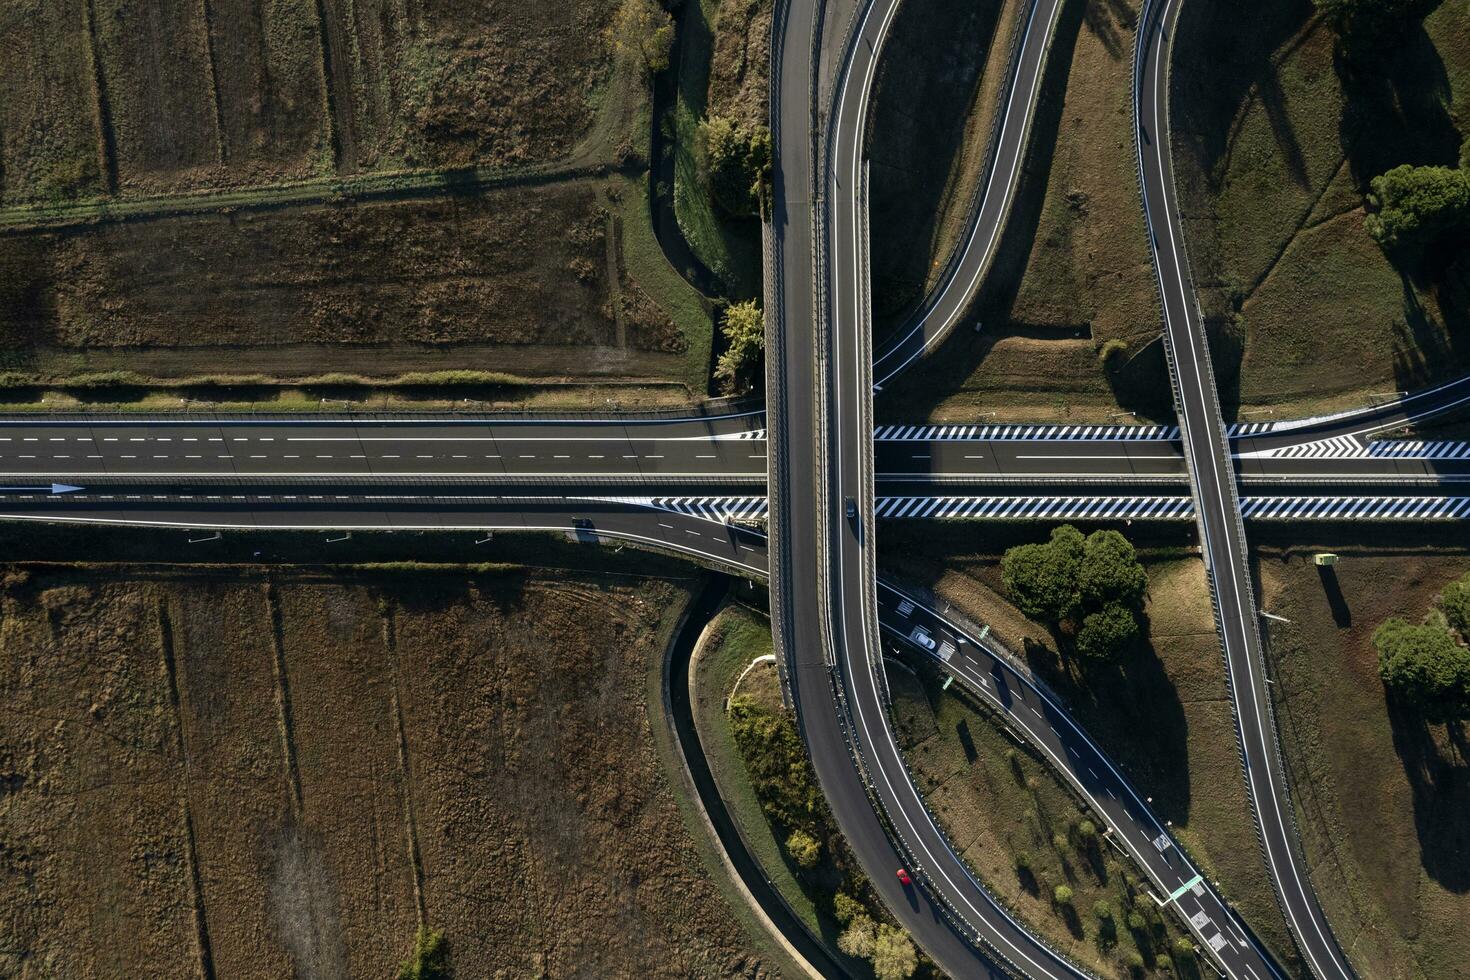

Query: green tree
left=702, top=116, right=772, bottom=218
left=397, top=927, right=451, bottom=980
left=1439, top=572, right=1470, bottom=637
left=1002, top=525, right=1086, bottom=625
left=785, top=829, right=822, bottom=869
left=611, top=0, right=674, bottom=76
left=1054, top=884, right=1074, bottom=906
left=1079, top=529, right=1148, bottom=609
left=871, top=925, right=919, bottom=980
left=714, top=300, right=764, bottom=394
left=1077, top=602, right=1141, bottom=660
left=1373, top=617, right=1470, bottom=720
left=1365, top=164, right=1470, bottom=256
left=838, top=914, right=877, bottom=959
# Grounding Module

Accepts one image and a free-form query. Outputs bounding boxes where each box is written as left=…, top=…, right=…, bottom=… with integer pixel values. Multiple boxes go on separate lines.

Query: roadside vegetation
left=889, top=656, right=1199, bottom=977
left=1254, top=532, right=1470, bottom=978
left=693, top=602, right=932, bottom=979
left=1170, top=0, right=1470, bottom=420
left=880, top=521, right=1308, bottom=977
left=667, top=0, right=770, bottom=299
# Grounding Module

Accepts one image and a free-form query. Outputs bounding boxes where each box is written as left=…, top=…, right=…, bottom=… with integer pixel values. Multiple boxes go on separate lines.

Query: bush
left=702, top=116, right=772, bottom=218
left=397, top=927, right=451, bottom=980
left=1077, top=602, right=1142, bottom=660
left=1365, top=164, right=1470, bottom=257
left=870, top=925, right=918, bottom=980
left=1053, top=884, right=1074, bottom=906
left=728, top=696, right=828, bottom=833
left=1099, top=338, right=1130, bottom=369
left=1173, top=937, right=1196, bottom=956
left=610, top=0, right=675, bottom=75
left=1373, top=617, right=1470, bottom=721
left=833, top=891, right=864, bottom=926
left=785, top=829, right=822, bottom=869
left=1439, top=572, right=1470, bottom=637
left=714, top=300, right=764, bottom=394
left=1077, top=819, right=1097, bottom=841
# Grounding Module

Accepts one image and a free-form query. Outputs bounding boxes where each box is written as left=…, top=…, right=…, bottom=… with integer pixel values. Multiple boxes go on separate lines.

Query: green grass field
left=1170, top=0, right=1470, bottom=420
left=879, top=521, right=1308, bottom=976
left=1251, top=528, right=1470, bottom=980
left=890, top=656, right=1199, bottom=977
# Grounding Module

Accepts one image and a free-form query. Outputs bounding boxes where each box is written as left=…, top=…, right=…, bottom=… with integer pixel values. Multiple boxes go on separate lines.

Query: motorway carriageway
left=7, top=414, right=1470, bottom=485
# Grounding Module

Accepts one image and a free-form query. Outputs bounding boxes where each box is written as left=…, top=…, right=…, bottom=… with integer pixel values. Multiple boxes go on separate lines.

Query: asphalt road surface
left=1136, top=0, right=1356, bottom=976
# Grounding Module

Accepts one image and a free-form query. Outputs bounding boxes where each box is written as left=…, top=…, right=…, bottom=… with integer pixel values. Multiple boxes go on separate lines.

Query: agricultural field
left=876, top=0, right=1160, bottom=424
left=0, top=561, right=778, bottom=978
left=0, top=172, right=716, bottom=402
left=880, top=521, right=1307, bottom=977
left=0, top=0, right=634, bottom=205
left=1253, top=529, right=1470, bottom=980
left=1170, top=0, right=1470, bottom=420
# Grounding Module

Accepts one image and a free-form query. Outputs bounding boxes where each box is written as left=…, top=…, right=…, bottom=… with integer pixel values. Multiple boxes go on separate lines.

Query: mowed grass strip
left=1253, top=530, right=1470, bottom=980
left=1170, top=0, right=1470, bottom=420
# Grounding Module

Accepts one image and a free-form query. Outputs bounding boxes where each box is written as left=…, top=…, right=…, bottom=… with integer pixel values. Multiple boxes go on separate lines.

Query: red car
left=895, top=867, right=913, bottom=886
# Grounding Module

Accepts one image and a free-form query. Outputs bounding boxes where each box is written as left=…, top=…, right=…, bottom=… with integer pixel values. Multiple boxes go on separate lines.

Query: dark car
left=572, top=518, right=594, bottom=530
left=845, top=497, right=858, bottom=521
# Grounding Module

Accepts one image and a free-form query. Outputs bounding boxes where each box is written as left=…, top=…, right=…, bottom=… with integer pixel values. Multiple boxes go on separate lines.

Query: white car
left=911, top=628, right=937, bottom=651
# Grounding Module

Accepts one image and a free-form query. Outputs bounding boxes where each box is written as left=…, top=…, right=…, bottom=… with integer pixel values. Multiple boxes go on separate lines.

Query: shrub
left=833, top=891, right=864, bottom=926
left=1053, top=884, right=1074, bottom=906
left=1373, top=617, right=1470, bottom=721
left=1078, top=820, right=1097, bottom=841
left=785, top=829, right=822, bottom=869
left=1099, top=338, right=1130, bottom=369
left=1365, top=164, right=1470, bottom=257
left=728, top=696, right=828, bottom=832
left=1174, top=937, right=1196, bottom=956
left=610, top=0, right=675, bottom=75
left=1439, top=572, right=1470, bottom=637
left=397, top=927, right=451, bottom=980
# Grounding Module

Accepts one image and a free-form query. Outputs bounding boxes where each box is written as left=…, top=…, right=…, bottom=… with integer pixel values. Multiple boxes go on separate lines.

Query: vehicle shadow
left=1316, top=564, right=1350, bottom=628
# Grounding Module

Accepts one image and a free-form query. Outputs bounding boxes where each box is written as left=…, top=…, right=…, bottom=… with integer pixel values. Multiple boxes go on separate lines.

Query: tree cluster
left=701, top=116, right=772, bottom=218
left=1001, top=525, right=1148, bottom=660
left=834, top=888, right=918, bottom=980
left=1373, top=571, right=1470, bottom=721
left=714, top=299, right=764, bottom=394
